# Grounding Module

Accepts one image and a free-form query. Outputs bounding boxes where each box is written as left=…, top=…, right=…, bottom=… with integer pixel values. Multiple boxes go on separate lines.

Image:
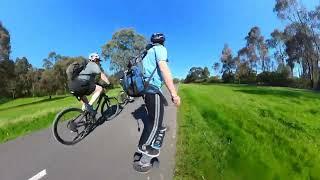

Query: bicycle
left=52, top=86, right=119, bottom=145
left=117, top=90, right=135, bottom=107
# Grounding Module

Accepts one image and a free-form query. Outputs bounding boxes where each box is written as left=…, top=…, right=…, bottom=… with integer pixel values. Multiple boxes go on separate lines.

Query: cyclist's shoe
left=82, top=104, right=97, bottom=118
left=68, top=121, right=78, bottom=133
left=138, top=145, right=160, bottom=157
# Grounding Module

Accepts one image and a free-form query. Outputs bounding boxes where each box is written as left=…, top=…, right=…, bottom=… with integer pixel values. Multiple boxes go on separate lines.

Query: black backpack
left=66, top=60, right=88, bottom=81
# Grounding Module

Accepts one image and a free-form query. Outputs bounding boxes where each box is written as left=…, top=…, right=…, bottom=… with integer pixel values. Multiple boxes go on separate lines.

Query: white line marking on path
left=28, top=169, right=47, bottom=180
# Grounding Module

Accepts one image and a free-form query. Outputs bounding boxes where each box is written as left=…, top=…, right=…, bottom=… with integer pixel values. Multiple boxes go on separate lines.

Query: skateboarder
left=133, top=33, right=181, bottom=173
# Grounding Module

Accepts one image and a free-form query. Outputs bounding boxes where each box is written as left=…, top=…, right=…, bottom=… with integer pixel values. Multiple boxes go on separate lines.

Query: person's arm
left=158, top=61, right=181, bottom=106
left=100, top=73, right=110, bottom=84
left=92, top=62, right=110, bottom=85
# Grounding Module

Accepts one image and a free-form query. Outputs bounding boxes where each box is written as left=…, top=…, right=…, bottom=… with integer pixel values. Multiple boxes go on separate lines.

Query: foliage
left=0, top=21, right=11, bottom=62
left=257, top=71, right=292, bottom=87
left=212, top=1, right=320, bottom=90
left=207, top=76, right=222, bottom=83
left=173, top=78, right=180, bottom=84
left=101, top=28, right=147, bottom=72
left=184, top=67, right=208, bottom=83
left=222, top=71, right=235, bottom=83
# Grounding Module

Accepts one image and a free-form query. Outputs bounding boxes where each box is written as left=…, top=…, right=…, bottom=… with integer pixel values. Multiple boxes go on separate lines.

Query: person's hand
left=171, top=95, right=181, bottom=107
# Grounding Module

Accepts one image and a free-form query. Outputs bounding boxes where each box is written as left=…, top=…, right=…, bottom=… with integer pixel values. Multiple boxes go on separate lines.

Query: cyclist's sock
left=83, top=104, right=97, bottom=117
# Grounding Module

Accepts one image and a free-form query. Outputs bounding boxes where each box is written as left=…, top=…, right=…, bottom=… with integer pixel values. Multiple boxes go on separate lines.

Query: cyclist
left=68, top=53, right=110, bottom=116
left=137, top=33, right=181, bottom=158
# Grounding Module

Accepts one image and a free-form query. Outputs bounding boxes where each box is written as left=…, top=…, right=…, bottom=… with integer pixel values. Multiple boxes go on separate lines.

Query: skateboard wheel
left=133, top=161, right=152, bottom=174
left=133, top=152, right=142, bottom=161
left=151, top=158, right=160, bottom=168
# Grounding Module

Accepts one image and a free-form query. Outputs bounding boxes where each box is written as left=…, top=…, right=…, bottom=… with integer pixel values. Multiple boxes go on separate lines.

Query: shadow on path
left=131, top=105, right=148, bottom=130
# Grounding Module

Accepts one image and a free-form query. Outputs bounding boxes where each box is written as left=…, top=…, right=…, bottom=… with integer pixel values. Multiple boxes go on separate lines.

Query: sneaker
left=138, top=145, right=160, bottom=157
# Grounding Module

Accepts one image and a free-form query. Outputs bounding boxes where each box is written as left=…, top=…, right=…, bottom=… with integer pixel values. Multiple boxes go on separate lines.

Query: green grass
left=0, top=88, right=121, bottom=143
left=175, top=84, right=320, bottom=180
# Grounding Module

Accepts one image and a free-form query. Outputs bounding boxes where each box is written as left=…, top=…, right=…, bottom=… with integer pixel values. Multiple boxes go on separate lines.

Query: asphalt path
left=0, top=88, right=177, bottom=180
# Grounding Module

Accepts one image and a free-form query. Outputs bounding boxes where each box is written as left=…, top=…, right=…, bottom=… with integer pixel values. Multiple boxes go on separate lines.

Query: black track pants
left=138, top=93, right=164, bottom=147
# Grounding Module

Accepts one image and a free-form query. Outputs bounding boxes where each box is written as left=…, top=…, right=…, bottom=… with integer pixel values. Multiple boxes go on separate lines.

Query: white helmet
left=89, top=52, right=100, bottom=61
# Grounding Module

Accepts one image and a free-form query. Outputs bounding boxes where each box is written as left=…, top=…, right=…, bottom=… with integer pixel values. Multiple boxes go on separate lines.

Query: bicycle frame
left=93, top=93, right=108, bottom=111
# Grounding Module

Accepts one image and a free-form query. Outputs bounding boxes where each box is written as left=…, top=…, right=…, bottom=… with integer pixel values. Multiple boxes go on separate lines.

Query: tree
left=42, top=51, right=62, bottom=70
left=0, top=21, right=11, bottom=62
left=15, top=57, right=32, bottom=97
left=213, top=62, right=220, bottom=75
left=266, top=29, right=288, bottom=66
left=101, top=28, right=147, bottom=72
left=184, top=67, right=205, bottom=83
left=173, top=78, right=180, bottom=84
left=274, top=0, right=320, bottom=89
left=0, top=22, right=13, bottom=97
left=27, top=68, right=43, bottom=97
left=39, top=69, right=58, bottom=99
left=244, top=26, right=270, bottom=72
left=202, top=67, right=210, bottom=80
left=0, top=59, right=15, bottom=97
left=220, top=44, right=235, bottom=74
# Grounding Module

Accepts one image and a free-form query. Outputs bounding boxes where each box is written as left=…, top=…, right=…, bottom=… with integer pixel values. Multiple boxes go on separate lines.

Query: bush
left=173, top=78, right=180, bottom=84
left=222, top=72, right=235, bottom=83
left=257, top=71, right=292, bottom=87
left=108, top=75, right=120, bottom=86
left=236, top=72, right=257, bottom=85
left=207, top=76, right=222, bottom=83
left=290, top=78, right=311, bottom=89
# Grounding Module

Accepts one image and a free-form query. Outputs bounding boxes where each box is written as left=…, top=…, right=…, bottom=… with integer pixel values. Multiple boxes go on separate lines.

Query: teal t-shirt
left=143, top=44, right=168, bottom=90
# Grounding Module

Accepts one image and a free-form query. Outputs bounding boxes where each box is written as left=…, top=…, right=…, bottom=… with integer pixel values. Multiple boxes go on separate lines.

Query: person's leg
left=89, top=85, right=103, bottom=106
left=80, top=96, right=89, bottom=111
left=138, top=93, right=164, bottom=156
left=151, top=94, right=165, bottom=149
left=138, top=94, right=156, bottom=147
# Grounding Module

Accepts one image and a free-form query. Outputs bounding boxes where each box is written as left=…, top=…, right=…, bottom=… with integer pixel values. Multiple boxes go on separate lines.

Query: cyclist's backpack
left=121, top=44, right=158, bottom=97
left=66, top=60, right=88, bottom=81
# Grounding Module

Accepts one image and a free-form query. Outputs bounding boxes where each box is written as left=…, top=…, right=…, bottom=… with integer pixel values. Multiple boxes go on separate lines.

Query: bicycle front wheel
left=101, top=97, right=119, bottom=121
left=52, top=107, right=88, bottom=145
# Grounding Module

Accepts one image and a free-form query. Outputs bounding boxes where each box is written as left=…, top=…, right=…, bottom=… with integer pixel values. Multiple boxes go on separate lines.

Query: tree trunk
left=312, top=60, right=319, bottom=90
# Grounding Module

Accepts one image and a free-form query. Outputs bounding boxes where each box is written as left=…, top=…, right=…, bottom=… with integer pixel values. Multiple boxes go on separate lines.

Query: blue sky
left=0, top=0, right=318, bottom=78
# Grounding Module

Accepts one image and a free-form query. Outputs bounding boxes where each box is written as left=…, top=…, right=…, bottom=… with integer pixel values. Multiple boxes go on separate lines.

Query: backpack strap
left=145, top=47, right=158, bottom=87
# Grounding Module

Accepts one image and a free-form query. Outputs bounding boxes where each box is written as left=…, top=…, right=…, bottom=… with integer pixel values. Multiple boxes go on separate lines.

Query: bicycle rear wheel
left=117, top=91, right=128, bottom=106
left=101, top=97, right=119, bottom=121
left=52, top=108, right=89, bottom=145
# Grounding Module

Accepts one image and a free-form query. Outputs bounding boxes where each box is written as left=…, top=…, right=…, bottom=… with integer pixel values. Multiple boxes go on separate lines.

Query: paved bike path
left=0, top=88, right=177, bottom=180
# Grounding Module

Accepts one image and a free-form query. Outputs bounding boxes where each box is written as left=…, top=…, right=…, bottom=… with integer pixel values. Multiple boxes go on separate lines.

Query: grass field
left=0, top=88, right=121, bottom=143
left=175, top=84, right=320, bottom=180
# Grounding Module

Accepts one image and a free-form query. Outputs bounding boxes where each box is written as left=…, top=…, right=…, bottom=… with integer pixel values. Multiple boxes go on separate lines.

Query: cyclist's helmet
left=151, top=33, right=165, bottom=45
left=89, top=52, right=101, bottom=62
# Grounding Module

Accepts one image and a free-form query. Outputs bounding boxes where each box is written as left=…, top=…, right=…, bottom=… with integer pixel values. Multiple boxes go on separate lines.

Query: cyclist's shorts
left=68, top=79, right=96, bottom=97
